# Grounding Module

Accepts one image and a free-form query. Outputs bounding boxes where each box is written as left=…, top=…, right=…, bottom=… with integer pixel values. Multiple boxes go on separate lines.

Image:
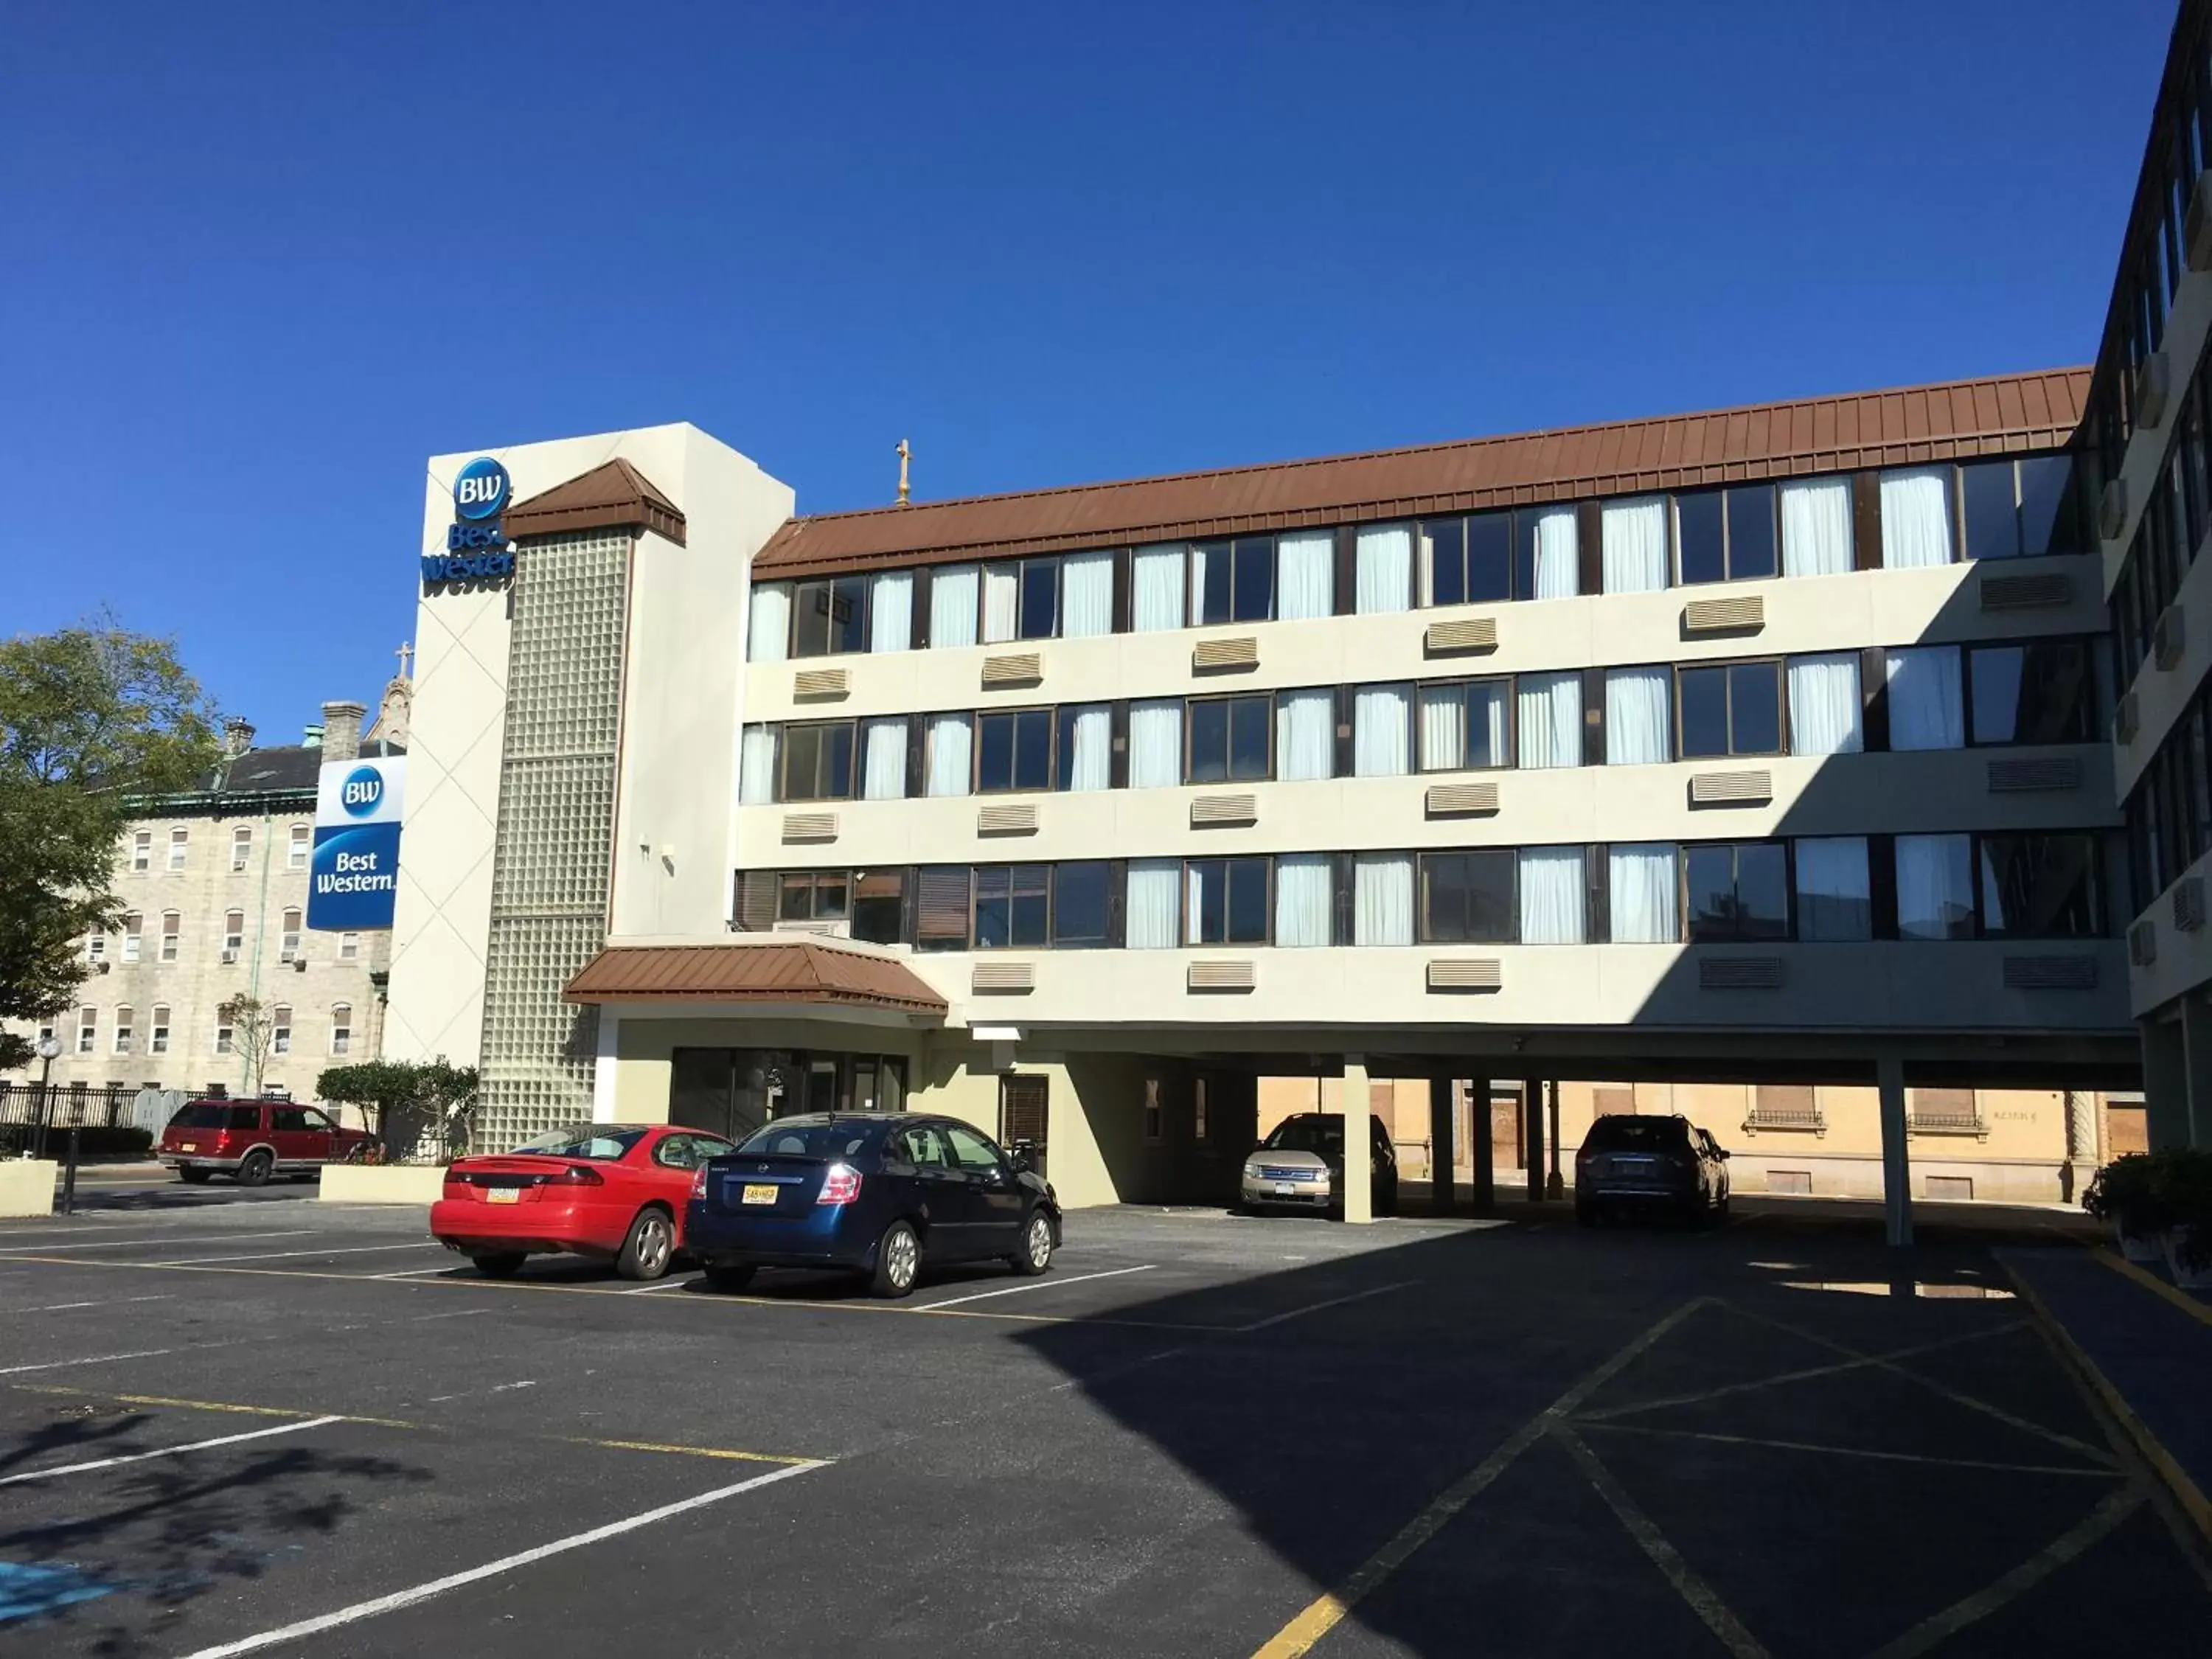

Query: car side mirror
left=1716, top=1148, right=1731, bottom=1161
left=1008, top=1144, right=1035, bottom=1175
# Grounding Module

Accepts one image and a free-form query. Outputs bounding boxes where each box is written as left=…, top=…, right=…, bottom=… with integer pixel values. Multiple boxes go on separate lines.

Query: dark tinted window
left=1419, top=850, right=1516, bottom=943
left=2019, top=456, right=2082, bottom=555
left=1728, top=486, right=1778, bottom=578
left=978, top=710, right=1052, bottom=793
left=1195, top=540, right=1232, bottom=625
left=1678, top=668, right=1730, bottom=758
left=513, top=1126, right=649, bottom=1160
left=1676, top=492, right=1725, bottom=585
left=974, top=865, right=1048, bottom=948
left=1961, top=461, right=2021, bottom=560
left=1967, top=640, right=2093, bottom=745
left=271, top=1107, right=310, bottom=1133
left=171, top=1102, right=233, bottom=1129
left=1425, top=518, right=1467, bottom=607
left=1189, top=697, right=1270, bottom=784
left=792, top=577, right=867, bottom=657
left=782, top=723, right=855, bottom=801
left=1232, top=538, right=1273, bottom=622
left=1729, top=662, right=1782, bottom=754
left=229, top=1106, right=262, bottom=1131
left=1580, top=1116, right=1690, bottom=1152
left=1018, top=558, right=1058, bottom=640
left=1189, top=858, right=1267, bottom=944
left=736, top=1120, right=882, bottom=1160
left=1467, top=514, right=1512, bottom=602
left=1052, top=861, right=1110, bottom=946
left=852, top=870, right=905, bottom=943
left=779, top=872, right=848, bottom=921
left=1978, top=832, right=2101, bottom=939
left=1686, top=843, right=1789, bottom=942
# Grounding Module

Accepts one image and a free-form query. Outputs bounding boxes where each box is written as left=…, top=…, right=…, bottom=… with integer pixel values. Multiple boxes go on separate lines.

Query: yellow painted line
left=1249, top=1297, right=1715, bottom=1659
left=2094, top=1246, right=2212, bottom=1332
left=2001, top=1259, right=2212, bottom=1551
left=560, top=1436, right=815, bottom=1467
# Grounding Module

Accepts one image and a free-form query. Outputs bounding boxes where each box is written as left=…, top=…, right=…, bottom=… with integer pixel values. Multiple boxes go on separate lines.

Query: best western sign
left=307, top=757, right=405, bottom=931
left=422, top=456, right=515, bottom=585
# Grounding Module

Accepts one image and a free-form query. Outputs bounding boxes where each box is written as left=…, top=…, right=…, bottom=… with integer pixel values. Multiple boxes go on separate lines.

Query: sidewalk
left=2002, top=1245, right=2212, bottom=1547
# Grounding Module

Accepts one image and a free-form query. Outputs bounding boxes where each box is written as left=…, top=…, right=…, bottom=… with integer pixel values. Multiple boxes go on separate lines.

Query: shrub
left=2081, top=1152, right=2167, bottom=1231
left=2149, top=1147, right=2212, bottom=1270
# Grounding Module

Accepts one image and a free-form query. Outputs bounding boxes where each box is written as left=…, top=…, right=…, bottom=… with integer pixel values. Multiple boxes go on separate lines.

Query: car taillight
left=817, top=1164, right=862, bottom=1205
left=690, top=1165, right=710, bottom=1200
left=558, top=1165, right=604, bottom=1186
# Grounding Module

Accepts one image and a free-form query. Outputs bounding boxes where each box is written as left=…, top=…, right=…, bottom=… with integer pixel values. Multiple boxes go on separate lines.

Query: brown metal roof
left=754, top=368, right=2089, bottom=580
left=564, top=939, right=946, bottom=1015
left=507, top=458, right=688, bottom=546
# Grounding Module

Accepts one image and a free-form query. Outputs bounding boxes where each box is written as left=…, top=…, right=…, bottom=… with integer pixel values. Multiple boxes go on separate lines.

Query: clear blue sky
left=0, top=1, right=2180, bottom=735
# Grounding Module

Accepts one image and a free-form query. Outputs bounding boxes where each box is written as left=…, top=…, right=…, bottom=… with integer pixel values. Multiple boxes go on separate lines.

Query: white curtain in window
left=739, top=726, right=777, bottom=804
left=1886, top=647, right=1964, bottom=750
left=1787, top=653, right=1863, bottom=756
left=1354, top=684, right=1412, bottom=776
left=931, top=564, right=979, bottom=648
left=1355, top=524, right=1413, bottom=613
left=1470, top=682, right=1509, bottom=766
left=1064, top=704, right=1110, bottom=791
left=1608, top=844, right=1677, bottom=943
left=1419, top=683, right=1466, bottom=770
left=1517, top=671, right=1583, bottom=768
left=1276, top=689, right=1335, bottom=781
left=1896, top=833, right=1971, bottom=939
left=1795, top=836, right=1872, bottom=941
left=925, top=713, right=973, bottom=796
left=1127, top=858, right=1181, bottom=949
left=1781, top=479, right=1853, bottom=577
left=1274, top=855, right=1332, bottom=947
left=1354, top=852, right=1413, bottom=945
left=1530, top=506, right=1579, bottom=599
left=868, top=570, right=912, bottom=653
left=1881, top=467, right=1954, bottom=568
left=981, top=564, right=1020, bottom=642
left=1601, top=498, right=1669, bottom=594
left=861, top=717, right=907, bottom=799
left=748, top=584, right=790, bottom=662
left=1277, top=531, right=1335, bottom=620
left=1061, top=551, right=1113, bottom=638
left=1128, top=698, right=1183, bottom=789
left=1133, top=544, right=1186, bottom=632
left=1604, top=667, right=1670, bottom=765
left=1519, top=847, right=1587, bottom=944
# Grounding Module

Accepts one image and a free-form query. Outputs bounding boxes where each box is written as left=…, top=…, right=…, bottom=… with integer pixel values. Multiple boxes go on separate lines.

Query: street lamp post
left=30, top=1035, right=63, bottom=1160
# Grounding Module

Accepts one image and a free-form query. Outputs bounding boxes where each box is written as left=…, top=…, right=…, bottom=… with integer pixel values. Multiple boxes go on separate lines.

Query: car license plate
left=487, top=1188, right=521, bottom=1205
left=180, top=1142, right=196, bottom=1152
left=742, top=1183, right=779, bottom=1206
left=1274, top=1182, right=1298, bottom=1195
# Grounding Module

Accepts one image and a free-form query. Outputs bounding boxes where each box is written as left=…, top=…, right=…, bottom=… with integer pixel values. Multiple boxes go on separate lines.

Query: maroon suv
left=158, top=1099, right=375, bottom=1186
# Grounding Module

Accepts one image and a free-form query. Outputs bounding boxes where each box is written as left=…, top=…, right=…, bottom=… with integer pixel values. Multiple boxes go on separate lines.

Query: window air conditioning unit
left=2098, top=478, right=2128, bottom=542
left=2139, top=349, right=2173, bottom=430
left=293, top=958, right=308, bottom=973
left=2188, top=170, right=2212, bottom=271
left=2129, top=916, right=2158, bottom=967
left=96, top=961, right=111, bottom=974
left=220, top=949, right=238, bottom=964
left=2155, top=602, right=2186, bottom=669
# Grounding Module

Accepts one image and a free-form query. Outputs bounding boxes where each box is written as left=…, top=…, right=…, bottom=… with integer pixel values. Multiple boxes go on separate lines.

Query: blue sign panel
left=453, top=457, right=510, bottom=521
left=308, top=757, right=405, bottom=931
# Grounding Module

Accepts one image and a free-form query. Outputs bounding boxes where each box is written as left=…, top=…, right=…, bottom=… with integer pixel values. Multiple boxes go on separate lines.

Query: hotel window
left=1127, top=699, right=1182, bottom=790
left=1132, top=546, right=1187, bottom=633
left=781, top=721, right=856, bottom=802
left=1187, top=695, right=1271, bottom=785
left=1894, top=834, right=1975, bottom=940
left=1779, top=479, right=1854, bottom=577
left=1519, top=506, right=1579, bottom=599
left=1608, top=844, right=1680, bottom=942
left=748, top=582, right=791, bottom=662
left=1125, top=859, right=1181, bottom=948
left=852, top=870, right=906, bottom=944
left=1055, top=705, right=1112, bottom=792
left=1879, top=467, right=1955, bottom=568
left=973, top=864, right=1049, bottom=948
left=167, top=827, right=189, bottom=871
left=1422, top=514, right=1512, bottom=607
left=223, top=909, right=245, bottom=957
left=1051, top=860, right=1111, bottom=947
left=1519, top=846, right=1587, bottom=944
left=121, top=912, right=142, bottom=963
left=77, top=1006, right=97, bottom=1053
left=1966, top=640, right=2093, bottom=747
left=924, top=714, right=973, bottom=798
left=1273, top=854, right=1330, bottom=947
left=1193, top=537, right=1275, bottom=625
left=1354, top=852, right=1415, bottom=945
left=859, top=715, right=909, bottom=801
left=338, top=931, right=359, bottom=961
left=215, top=1018, right=234, bottom=1056
left=868, top=569, right=916, bottom=651
left=1885, top=648, right=1965, bottom=751
left=330, top=1004, right=352, bottom=1056
left=1784, top=653, right=1863, bottom=757
left=1978, top=832, right=2101, bottom=939
left=1964, top=455, right=2087, bottom=560
left=977, top=709, right=1053, bottom=793
left=1419, top=678, right=1512, bottom=771
left=740, top=726, right=777, bottom=805
left=1685, top=842, right=1790, bottom=942
left=1675, top=485, right=1778, bottom=585
left=288, top=824, right=310, bottom=870
left=1354, top=524, right=1415, bottom=613
left=114, top=1005, right=133, bottom=1054
left=1419, top=850, right=1516, bottom=944
left=150, top=1005, right=170, bottom=1055
left=272, top=1004, right=293, bottom=1056
left=916, top=866, right=973, bottom=952
left=1352, top=684, right=1413, bottom=778
left=1603, top=668, right=1672, bottom=765
left=1792, top=837, right=1872, bottom=941
left=1185, top=857, right=1269, bottom=945
left=1274, top=689, right=1335, bottom=782
left=779, top=872, right=849, bottom=923
left=131, top=830, right=151, bottom=872
left=159, top=911, right=181, bottom=964
left=982, top=557, right=1059, bottom=643
left=791, top=575, right=869, bottom=658
left=280, top=908, right=302, bottom=963
left=1517, top=672, right=1583, bottom=769
left=929, top=565, right=981, bottom=647
left=232, top=826, right=253, bottom=872
left=1601, top=497, right=1670, bottom=594
left=1678, top=661, right=1781, bottom=759
left=1144, top=1078, right=1164, bottom=1142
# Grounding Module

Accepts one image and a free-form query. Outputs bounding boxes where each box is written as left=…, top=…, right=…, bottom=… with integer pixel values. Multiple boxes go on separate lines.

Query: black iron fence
left=0, top=1082, right=141, bottom=1130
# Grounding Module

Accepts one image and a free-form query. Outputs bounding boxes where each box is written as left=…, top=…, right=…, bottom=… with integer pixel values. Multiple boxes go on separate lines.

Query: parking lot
left=2, top=1187, right=2208, bottom=1657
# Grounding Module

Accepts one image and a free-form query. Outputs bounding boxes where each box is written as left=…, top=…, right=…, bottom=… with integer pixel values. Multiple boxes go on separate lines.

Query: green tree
left=316, top=1058, right=479, bottom=1159
left=0, top=622, right=219, bottom=1070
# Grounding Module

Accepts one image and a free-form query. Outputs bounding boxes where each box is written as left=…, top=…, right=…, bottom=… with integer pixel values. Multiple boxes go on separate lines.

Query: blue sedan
left=684, top=1112, right=1061, bottom=1298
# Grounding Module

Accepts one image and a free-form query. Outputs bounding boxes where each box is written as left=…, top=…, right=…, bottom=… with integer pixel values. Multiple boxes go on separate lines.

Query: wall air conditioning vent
left=2155, top=602, right=2185, bottom=669
left=1681, top=594, right=1764, bottom=636
left=1423, top=616, right=1499, bottom=656
left=2129, top=916, right=2158, bottom=967
left=971, top=961, right=1035, bottom=995
left=1426, top=959, right=1503, bottom=992
left=1190, top=793, right=1258, bottom=828
left=2140, top=349, right=2174, bottom=430
left=1688, top=769, right=1773, bottom=807
left=2098, top=478, right=2128, bottom=542
left=220, top=949, right=238, bottom=964
left=792, top=667, right=849, bottom=700
left=2115, top=690, right=2139, bottom=745
left=1192, top=636, right=1259, bottom=673
left=1425, top=781, right=1500, bottom=818
left=981, top=652, right=1043, bottom=689
left=1979, top=571, right=2072, bottom=611
left=2176, top=877, right=2207, bottom=933
left=771, top=919, right=849, bottom=939
left=780, top=811, right=838, bottom=844
left=2188, top=170, right=2212, bottom=271
left=1699, top=956, right=1784, bottom=990
left=2002, top=955, right=2099, bottom=991
left=1187, top=959, right=1256, bottom=992
left=1986, top=757, right=2081, bottom=793
left=977, top=801, right=1040, bottom=836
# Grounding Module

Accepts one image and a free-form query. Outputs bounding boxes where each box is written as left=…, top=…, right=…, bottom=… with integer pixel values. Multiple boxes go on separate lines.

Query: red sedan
left=431, top=1123, right=737, bottom=1281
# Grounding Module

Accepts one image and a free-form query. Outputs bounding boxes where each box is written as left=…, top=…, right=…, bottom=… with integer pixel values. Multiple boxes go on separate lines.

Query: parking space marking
left=1233, top=1279, right=1415, bottom=1333
left=616, top=1273, right=701, bottom=1294
left=174, top=1459, right=829, bottom=1658
left=917, top=1265, right=1155, bottom=1309
left=160, top=1241, right=444, bottom=1265
left=0, top=1229, right=316, bottom=1253
left=0, top=1415, right=347, bottom=1486
left=10, top=1295, right=173, bottom=1314
left=1581, top=1421, right=2124, bottom=1480
left=373, top=1263, right=466, bottom=1279
left=560, top=1436, right=818, bottom=1466
left=0, top=1349, right=172, bottom=1377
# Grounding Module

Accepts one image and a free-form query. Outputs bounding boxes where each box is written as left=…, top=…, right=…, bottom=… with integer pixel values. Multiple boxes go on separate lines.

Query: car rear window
left=1581, top=1116, right=1690, bottom=1152
left=512, top=1126, right=647, bottom=1161
left=734, top=1121, right=881, bottom=1160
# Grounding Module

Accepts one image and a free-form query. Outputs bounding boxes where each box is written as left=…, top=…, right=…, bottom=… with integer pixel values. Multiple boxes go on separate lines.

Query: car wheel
left=870, top=1220, right=921, bottom=1298
left=236, top=1150, right=274, bottom=1188
left=178, top=1166, right=212, bottom=1185
left=703, top=1262, right=756, bottom=1293
left=471, top=1253, right=526, bottom=1278
left=1009, top=1209, right=1054, bottom=1276
left=616, top=1208, right=675, bottom=1281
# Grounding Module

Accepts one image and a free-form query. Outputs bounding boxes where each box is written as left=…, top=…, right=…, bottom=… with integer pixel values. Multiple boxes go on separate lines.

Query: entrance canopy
left=565, top=939, right=948, bottom=1019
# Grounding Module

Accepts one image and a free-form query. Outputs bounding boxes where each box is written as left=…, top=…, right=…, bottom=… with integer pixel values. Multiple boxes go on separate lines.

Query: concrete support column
left=1427, top=1075, right=1455, bottom=1217
left=1523, top=1078, right=1548, bottom=1203
left=1877, top=1056, right=1912, bottom=1248
left=1341, top=1056, right=1372, bottom=1224
left=2143, top=1012, right=2191, bottom=1150
left=1467, top=1076, right=1495, bottom=1214
left=2182, top=996, right=2212, bottom=1151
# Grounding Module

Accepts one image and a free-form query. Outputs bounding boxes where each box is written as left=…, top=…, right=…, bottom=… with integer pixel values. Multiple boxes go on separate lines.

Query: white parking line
left=159, top=1242, right=445, bottom=1266
left=371, top=1263, right=465, bottom=1279
left=1234, top=1279, right=1416, bottom=1332
left=0, top=1349, right=173, bottom=1376
left=175, top=1460, right=829, bottom=1658
left=0, top=1416, right=346, bottom=1486
left=11, top=1295, right=174, bottom=1314
left=0, top=1230, right=317, bottom=1253
left=918, top=1265, right=1155, bottom=1310
left=615, top=1273, right=700, bottom=1294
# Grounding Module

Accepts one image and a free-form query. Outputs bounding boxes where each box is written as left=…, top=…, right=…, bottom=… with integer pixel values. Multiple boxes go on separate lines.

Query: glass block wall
left=475, top=528, right=630, bottom=1150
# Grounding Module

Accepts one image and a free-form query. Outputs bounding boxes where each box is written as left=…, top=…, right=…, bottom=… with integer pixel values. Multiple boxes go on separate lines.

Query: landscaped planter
left=0, top=1159, right=56, bottom=1217
left=319, top=1164, right=448, bottom=1206
left=2118, top=1225, right=2168, bottom=1265
left=2164, top=1224, right=2212, bottom=1291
